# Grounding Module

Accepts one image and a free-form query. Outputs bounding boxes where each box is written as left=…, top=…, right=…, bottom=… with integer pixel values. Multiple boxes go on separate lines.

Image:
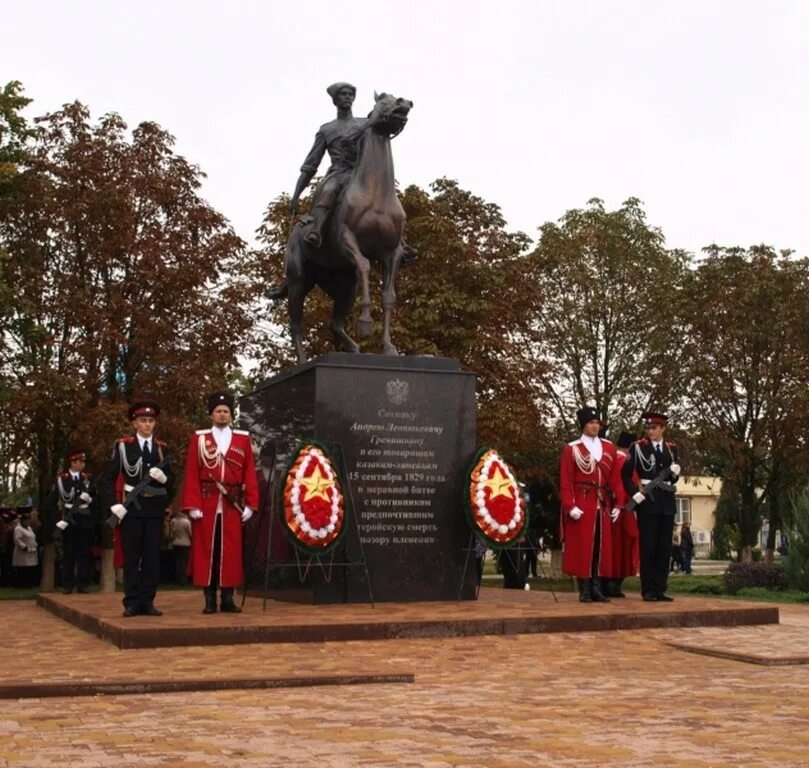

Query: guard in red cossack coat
left=182, top=392, right=258, bottom=614
left=603, top=431, right=640, bottom=597
left=559, top=406, right=624, bottom=603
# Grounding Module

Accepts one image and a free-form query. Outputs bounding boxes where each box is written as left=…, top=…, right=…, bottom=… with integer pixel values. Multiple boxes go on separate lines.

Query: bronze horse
left=283, top=92, right=413, bottom=363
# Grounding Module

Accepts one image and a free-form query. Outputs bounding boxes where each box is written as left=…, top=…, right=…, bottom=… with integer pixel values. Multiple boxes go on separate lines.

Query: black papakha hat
left=577, top=406, right=601, bottom=428
left=616, top=431, right=636, bottom=449
left=208, top=392, right=235, bottom=414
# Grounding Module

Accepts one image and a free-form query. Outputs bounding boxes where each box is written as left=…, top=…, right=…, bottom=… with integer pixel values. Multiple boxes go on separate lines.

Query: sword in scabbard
left=207, top=472, right=245, bottom=517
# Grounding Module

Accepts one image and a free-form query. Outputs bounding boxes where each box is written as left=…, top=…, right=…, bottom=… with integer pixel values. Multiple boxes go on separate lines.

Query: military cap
left=642, top=411, right=668, bottom=426
left=66, top=448, right=86, bottom=463
left=128, top=400, right=161, bottom=420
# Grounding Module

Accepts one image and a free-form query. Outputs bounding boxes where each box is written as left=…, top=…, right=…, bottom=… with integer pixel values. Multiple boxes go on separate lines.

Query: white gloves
left=610, top=508, right=620, bottom=522
left=569, top=506, right=583, bottom=520
left=55, top=520, right=69, bottom=531
left=149, top=467, right=167, bottom=484
left=111, top=504, right=127, bottom=520
left=670, top=463, right=681, bottom=476
left=632, top=491, right=645, bottom=505
left=188, top=509, right=203, bottom=520
left=80, top=492, right=92, bottom=503
left=241, top=507, right=254, bottom=523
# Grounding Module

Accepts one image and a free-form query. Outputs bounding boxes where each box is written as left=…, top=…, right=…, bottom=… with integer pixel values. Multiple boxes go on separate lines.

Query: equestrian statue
left=271, top=82, right=414, bottom=364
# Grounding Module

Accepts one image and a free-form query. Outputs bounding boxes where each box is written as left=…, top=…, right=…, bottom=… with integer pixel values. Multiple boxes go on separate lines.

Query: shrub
left=724, top=562, right=788, bottom=594
left=680, top=580, right=723, bottom=595
left=751, top=549, right=763, bottom=562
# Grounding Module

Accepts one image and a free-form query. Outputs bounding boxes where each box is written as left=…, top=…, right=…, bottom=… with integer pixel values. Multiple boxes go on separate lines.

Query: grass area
left=484, top=572, right=809, bottom=604
left=0, top=587, right=41, bottom=600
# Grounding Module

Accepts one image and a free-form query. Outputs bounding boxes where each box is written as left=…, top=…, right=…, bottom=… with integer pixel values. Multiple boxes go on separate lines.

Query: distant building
left=675, top=475, right=723, bottom=553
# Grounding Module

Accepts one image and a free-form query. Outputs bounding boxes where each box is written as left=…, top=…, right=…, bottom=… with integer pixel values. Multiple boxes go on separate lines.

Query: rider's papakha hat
left=576, top=406, right=601, bottom=428
left=327, top=82, right=357, bottom=98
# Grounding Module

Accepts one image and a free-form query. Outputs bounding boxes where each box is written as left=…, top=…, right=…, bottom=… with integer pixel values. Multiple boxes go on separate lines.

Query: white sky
left=4, top=0, right=808, bottom=255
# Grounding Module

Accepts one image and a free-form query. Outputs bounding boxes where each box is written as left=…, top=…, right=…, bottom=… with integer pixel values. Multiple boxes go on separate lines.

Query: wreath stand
left=456, top=533, right=559, bottom=603
left=252, top=439, right=374, bottom=611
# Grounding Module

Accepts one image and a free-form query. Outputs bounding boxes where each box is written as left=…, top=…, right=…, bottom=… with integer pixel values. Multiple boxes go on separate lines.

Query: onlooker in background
left=12, top=510, right=39, bottom=587
left=670, top=533, right=682, bottom=573
left=0, top=507, right=13, bottom=586
left=498, top=540, right=529, bottom=590
left=680, top=522, right=694, bottom=575
left=170, top=509, right=192, bottom=585
left=524, top=530, right=539, bottom=579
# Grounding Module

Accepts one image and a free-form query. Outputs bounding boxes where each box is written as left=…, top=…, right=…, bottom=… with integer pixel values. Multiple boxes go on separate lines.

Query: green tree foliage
left=252, top=178, right=550, bottom=459
left=529, top=197, right=689, bottom=436
left=0, top=81, right=35, bottom=498
left=0, top=80, right=33, bottom=182
left=0, top=88, right=263, bottom=507
left=679, top=246, right=809, bottom=561
left=782, top=486, right=809, bottom=592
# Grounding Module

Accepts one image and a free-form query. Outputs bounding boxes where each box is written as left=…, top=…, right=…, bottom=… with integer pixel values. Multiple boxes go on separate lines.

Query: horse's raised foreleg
left=380, top=245, right=403, bottom=355
left=340, top=227, right=373, bottom=339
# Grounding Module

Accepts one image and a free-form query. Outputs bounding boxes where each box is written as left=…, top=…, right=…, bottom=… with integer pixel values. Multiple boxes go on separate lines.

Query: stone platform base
left=37, top=588, right=778, bottom=650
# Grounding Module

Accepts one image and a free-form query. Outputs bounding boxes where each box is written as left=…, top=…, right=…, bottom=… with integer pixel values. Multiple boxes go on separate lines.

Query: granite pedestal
left=239, top=353, right=479, bottom=603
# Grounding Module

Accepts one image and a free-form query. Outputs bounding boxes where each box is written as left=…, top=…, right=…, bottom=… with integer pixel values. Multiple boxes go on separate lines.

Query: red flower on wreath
left=466, top=448, right=526, bottom=546
left=282, top=445, right=345, bottom=551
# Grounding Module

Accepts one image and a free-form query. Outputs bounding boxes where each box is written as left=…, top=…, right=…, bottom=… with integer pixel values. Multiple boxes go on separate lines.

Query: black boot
left=612, top=578, right=626, bottom=598
left=203, top=587, right=216, bottom=614
left=220, top=588, right=242, bottom=613
left=591, top=577, right=610, bottom=603
left=579, top=578, right=592, bottom=603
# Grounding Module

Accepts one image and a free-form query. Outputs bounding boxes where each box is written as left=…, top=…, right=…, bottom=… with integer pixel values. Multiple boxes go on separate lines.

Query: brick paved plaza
left=1, top=596, right=807, bottom=767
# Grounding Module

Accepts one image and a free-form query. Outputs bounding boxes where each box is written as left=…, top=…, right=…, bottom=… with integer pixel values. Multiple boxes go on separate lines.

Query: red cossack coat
left=558, top=438, right=623, bottom=579
left=606, top=450, right=640, bottom=579
left=182, top=429, right=259, bottom=588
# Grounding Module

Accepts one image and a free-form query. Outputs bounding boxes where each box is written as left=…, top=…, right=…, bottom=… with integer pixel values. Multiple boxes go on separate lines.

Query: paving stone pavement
left=1, top=600, right=808, bottom=767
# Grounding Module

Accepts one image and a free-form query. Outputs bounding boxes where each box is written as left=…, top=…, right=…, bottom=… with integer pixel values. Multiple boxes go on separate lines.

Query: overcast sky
left=4, top=0, right=808, bottom=255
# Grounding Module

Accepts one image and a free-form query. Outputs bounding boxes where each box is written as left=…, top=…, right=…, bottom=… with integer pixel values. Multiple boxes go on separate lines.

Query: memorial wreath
left=464, top=447, right=527, bottom=548
left=280, top=442, right=346, bottom=554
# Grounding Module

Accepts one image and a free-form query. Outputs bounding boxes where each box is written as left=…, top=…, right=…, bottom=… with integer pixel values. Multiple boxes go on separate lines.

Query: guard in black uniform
left=102, top=400, right=174, bottom=617
left=48, top=449, right=96, bottom=593
left=621, top=412, right=681, bottom=602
